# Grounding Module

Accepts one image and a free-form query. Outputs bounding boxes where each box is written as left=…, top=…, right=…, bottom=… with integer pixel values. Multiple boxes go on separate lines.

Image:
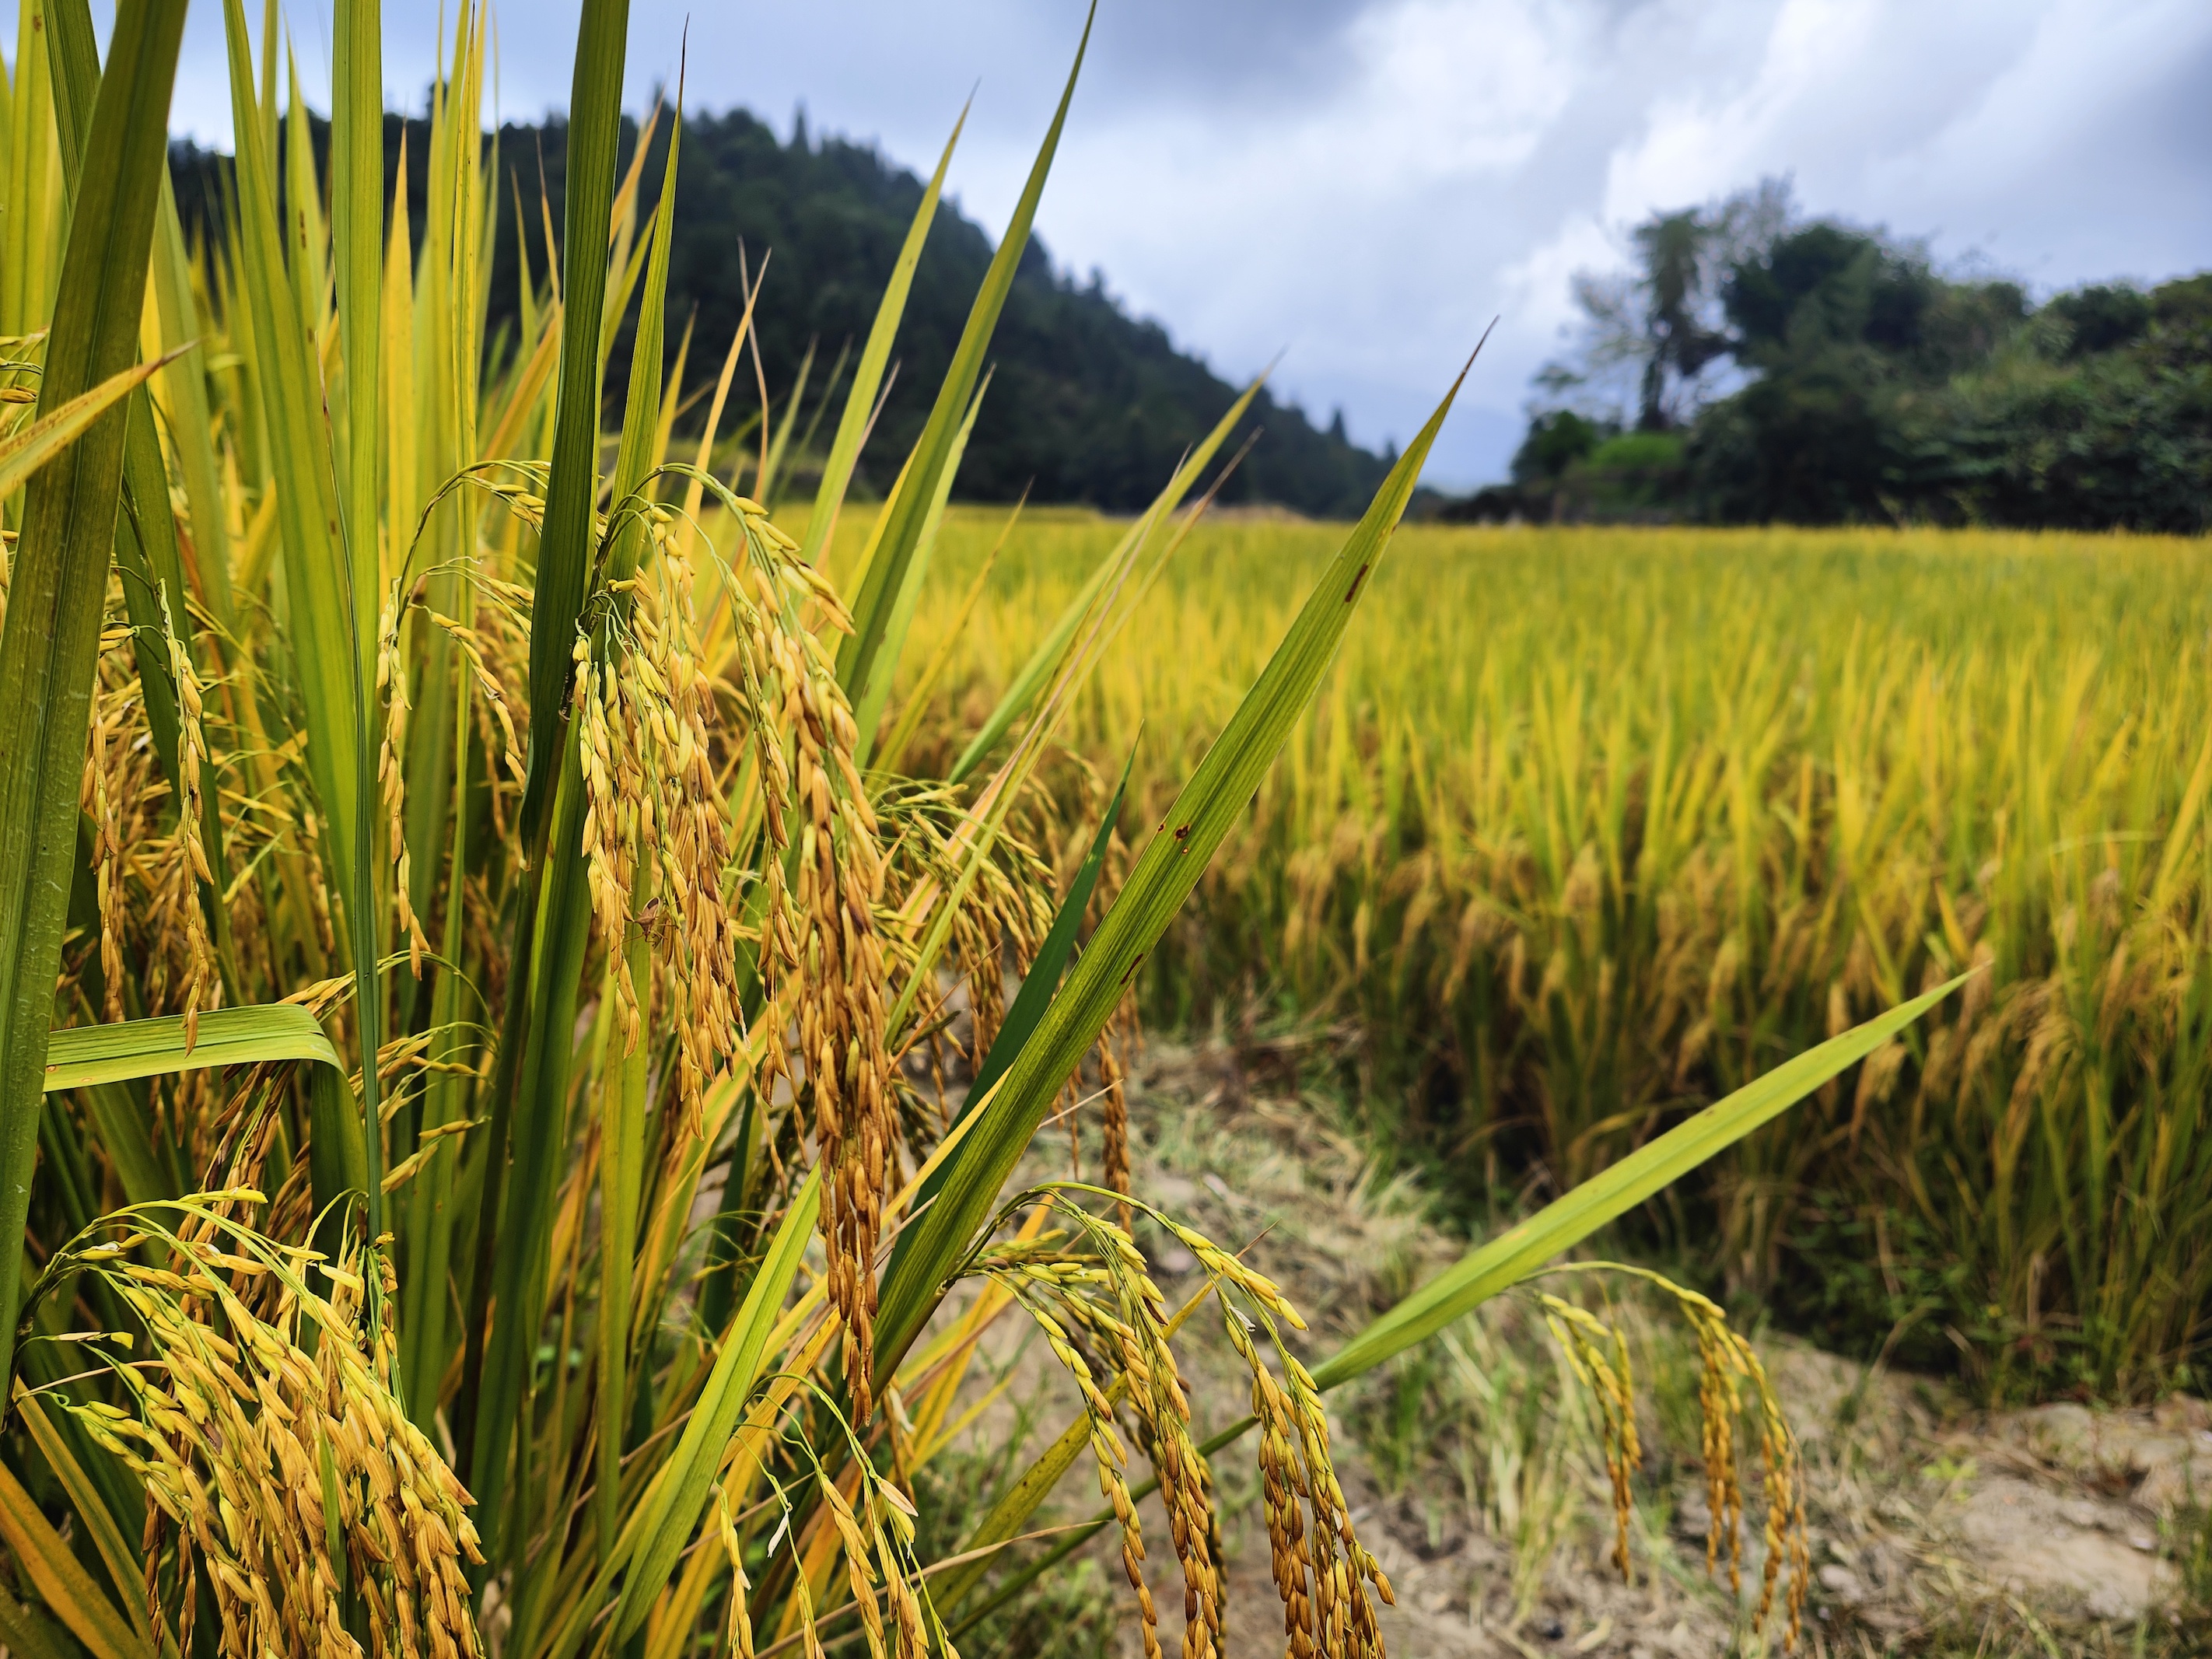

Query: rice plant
left=0, top=2, right=1956, bottom=1654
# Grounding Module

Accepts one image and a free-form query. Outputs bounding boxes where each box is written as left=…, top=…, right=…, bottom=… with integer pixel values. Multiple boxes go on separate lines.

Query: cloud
left=29, top=0, right=2212, bottom=486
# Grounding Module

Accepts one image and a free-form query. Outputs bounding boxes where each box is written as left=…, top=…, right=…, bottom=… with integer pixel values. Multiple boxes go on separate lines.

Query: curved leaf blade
left=799, top=107, right=965, bottom=569
left=0, top=1458, right=146, bottom=1659
left=837, top=5, right=1095, bottom=714
left=946, top=370, right=1267, bottom=786
left=42, top=1004, right=342, bottom=1093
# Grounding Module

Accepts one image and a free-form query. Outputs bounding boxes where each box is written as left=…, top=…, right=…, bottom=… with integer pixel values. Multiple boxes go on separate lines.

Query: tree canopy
left=1470, top=183, right=2210, bottom=532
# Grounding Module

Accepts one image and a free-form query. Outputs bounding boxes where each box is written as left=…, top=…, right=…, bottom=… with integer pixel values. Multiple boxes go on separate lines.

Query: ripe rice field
left=11, top=0, right=2210, bottom=1643
left=862, top=510, right=2212, bottom=1401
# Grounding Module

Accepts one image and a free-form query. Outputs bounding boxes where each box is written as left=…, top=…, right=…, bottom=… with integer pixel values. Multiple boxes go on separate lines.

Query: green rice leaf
left=517, top=0, right=635, bottom=844
left=331, top=0, right=382, bottom=681
left=1318, top=972, right=1972, bottom=1384
left=0, top=1585, right=77, bottom=1659
left=12, top=1390, right=146, bottom=1644
left=212, top=0, right=359, bottom=899
left=0, top=1457, right=145, bottom=1659
left=0, top=356, right=165, bottom=499
left=606, top=93, right=682, bottom=581
left=34, top=0, right=238, bottom=952
left=968, top=751, right=1134, bottom=1109
left=217, top=0, right=387, bottom=1237
left=852, top=369, right=989, bottom=763
left=947, top=372, right=1266, bottom=785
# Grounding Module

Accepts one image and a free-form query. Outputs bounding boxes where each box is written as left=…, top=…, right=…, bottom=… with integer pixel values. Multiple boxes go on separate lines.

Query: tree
left=1538, top=177, right=1793, bottom=432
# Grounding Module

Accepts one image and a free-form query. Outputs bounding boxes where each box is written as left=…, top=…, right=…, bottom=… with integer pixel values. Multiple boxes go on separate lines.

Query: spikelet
left=714, top=1489, right=759, bottom=1659
left=300, top=809, right=339, bottom=960
left=575, top=642, right=643, bottom=1048
left=424, top=605, right=526, bottom=784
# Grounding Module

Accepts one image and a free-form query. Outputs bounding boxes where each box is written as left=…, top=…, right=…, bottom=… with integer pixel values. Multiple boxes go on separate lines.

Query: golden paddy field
left=843, top=511, right=2212, bottom=1400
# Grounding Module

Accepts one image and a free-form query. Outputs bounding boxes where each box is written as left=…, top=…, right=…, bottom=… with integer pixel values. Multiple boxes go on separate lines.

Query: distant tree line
left=1451, top=182, right=2211, bottom=533
left=168, top=104, right=1395, bottom=518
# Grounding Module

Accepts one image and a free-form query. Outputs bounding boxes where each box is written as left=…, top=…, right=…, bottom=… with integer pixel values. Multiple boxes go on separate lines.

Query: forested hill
left=169, top=107, right=1395, bottom=517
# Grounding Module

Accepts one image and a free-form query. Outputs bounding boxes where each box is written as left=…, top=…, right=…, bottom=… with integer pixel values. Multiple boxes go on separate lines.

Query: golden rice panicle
left=375, top=580, right=430, bottom=978
left=575, top=636, right=642, bottom=1052
left=1223, top=1307, right=1318, bottom=1659
left=1280, top=1345, right=1392, bottom=1657
left=817, top=1472, right=889, bottom=1659
left=636, top=532, right=750, bottom=1128
left=159, top=586, right=219, bottom=1048
left=984, top=1207, right=1223, bottom=1659
left=577, top=506, right=796, bottom=1134
left=974, top=1228, right=1162, bottom=1659
left=1082, top=1213, right=1220, bottom=1659
left=723, top=506, right=894, bottom=1423
left=1729, top=1325, right=1811, bottom=1647
left=425, top=602, right=527, bottom=785
left=55, top=1205, right=482, bottom=1659
left=1688, top=1302, right=1746, bottom=1593
left=1538, top=1293, right=1641, bottom=1580
left=1026, top=1192, right=1393, bottom=1659
left=1542, top=1267, right=1811, bottom=1650
left=82, top=642, right=131, bottom=1024
left=1675, top=1292, right=1815, bottom=1643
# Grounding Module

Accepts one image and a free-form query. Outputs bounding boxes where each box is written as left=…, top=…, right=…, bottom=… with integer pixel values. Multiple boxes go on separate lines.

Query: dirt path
left=942, top=1041, right=2212, bottom=1658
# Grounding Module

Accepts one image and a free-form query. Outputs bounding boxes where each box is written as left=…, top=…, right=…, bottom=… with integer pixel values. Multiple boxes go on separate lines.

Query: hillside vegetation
left=169, top=104, right=1398, bottom=516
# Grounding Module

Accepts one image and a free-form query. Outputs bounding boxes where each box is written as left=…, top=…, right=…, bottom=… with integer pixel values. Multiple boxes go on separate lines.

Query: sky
left=29, top=0, right=2212, bottom=486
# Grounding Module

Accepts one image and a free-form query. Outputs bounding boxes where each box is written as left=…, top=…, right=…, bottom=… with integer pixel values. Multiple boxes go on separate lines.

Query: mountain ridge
left=170, top=105, right=1398, bottom=517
